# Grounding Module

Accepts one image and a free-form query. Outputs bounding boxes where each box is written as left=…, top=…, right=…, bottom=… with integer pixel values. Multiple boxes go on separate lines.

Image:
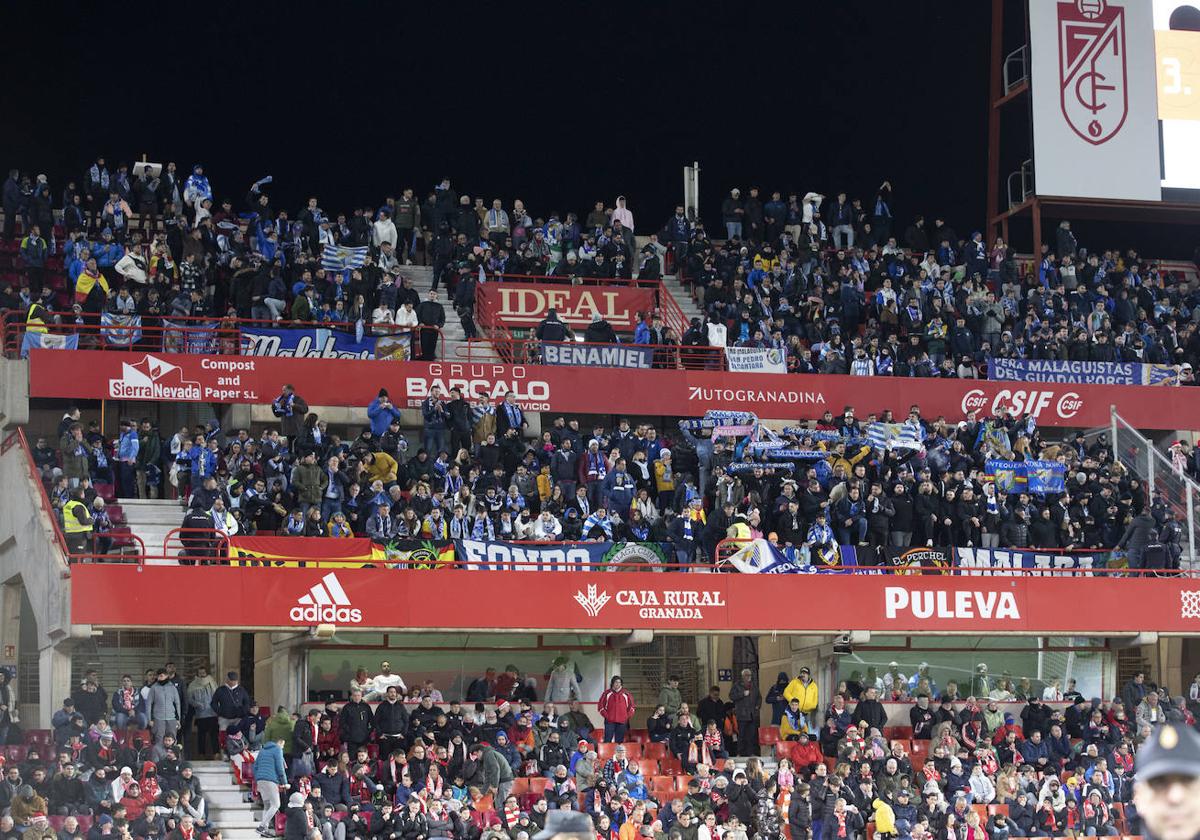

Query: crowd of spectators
left=670, top=188, right=1200, bottom=381
left=8, top=655, right=1196, bottom=840
left=6, top=162, right=1200, bottom=382
left=32, top=374, right=1193, bottom=570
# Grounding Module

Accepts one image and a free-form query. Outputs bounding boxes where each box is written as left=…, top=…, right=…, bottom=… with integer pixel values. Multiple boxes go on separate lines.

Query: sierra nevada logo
left=108, top=354, right=202, bottom=401
left=1058, top=0, right=1128, bottom=145
left=574, top=584, right=611, bottom=617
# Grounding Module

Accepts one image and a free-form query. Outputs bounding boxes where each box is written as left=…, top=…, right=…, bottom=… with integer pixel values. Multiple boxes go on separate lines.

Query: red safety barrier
left=0, top=310, right=444, bottom=361
left=455, top=336, right=726, bottom=370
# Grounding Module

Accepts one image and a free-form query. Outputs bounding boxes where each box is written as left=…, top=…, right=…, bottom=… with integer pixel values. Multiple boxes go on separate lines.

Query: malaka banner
left=70, top=564, right=1200, bottom=633
left=477, top=282, right=656, bottom=330
left=27, top=349, right=1200, bottom=429
left=240, top=326, right=380, bottom=360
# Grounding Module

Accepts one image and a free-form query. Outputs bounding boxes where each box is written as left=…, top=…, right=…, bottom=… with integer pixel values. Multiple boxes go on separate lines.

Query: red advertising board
left=26, top=349, right=1196, bottom=427
left=69, top=565, right=1200, bottom=634
left=476, top=282, right=656, bottom=330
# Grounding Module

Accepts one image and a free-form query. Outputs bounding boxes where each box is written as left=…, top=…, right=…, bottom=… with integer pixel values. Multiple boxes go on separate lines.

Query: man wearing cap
left=211, top=671, right=253, bottom=739
left=1134, top=723, right=1200, bottom=840
left=785, top=668, right=820, bottom=726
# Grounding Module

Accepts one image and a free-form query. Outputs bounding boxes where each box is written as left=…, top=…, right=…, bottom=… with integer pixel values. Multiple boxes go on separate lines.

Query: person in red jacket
left=789, top=732, right=824, bottom=774
left=597, top=676, right=636, bottom=743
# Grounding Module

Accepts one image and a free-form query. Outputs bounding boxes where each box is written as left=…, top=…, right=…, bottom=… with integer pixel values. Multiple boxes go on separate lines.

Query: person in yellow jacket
left=828, top=442, right=872, bottom=478
left=872, top=797, right=897, bottom=840
left=780, top=698, right=809, bottom=740
left=364, top=450, right=397, bottom=484
left=784, top=667, right=820, bottom=720
left=653, top=449, right=676, bottom=509
left=62, top=488, right=93, bottom=555
left=25, top=302, right=50, bottom=334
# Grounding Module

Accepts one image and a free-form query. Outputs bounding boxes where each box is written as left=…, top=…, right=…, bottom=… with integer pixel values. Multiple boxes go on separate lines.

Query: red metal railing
left=486, top=272, right=659, bottom=288
left=0, top=310, right=443, bottom=361
left=455, top=336, right=726, bottom=370
left=711, top=537, right=1164, bottom=575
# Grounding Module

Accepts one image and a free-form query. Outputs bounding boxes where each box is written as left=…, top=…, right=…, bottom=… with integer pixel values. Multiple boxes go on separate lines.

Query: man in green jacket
left=292, top=452, right=327, bottom=516
left=657, top=676, right=682, bottom=717
left=136, top=419, right=162, bottom=499
left=468, top=742, right=513, bottom=806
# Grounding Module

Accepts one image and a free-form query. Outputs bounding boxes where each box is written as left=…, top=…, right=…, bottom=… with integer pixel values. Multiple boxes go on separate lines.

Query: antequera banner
left=70, top=564, right=1200, bottom=633
left=28, top=350, right=1200, bottom=428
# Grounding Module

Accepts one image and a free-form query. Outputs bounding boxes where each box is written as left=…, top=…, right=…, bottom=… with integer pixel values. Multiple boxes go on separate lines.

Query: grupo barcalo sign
left=27, top=349, right=1198, bottom=428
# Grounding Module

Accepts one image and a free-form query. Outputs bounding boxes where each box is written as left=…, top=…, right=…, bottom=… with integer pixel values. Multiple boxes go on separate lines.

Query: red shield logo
left=1057, top=0, right=1128, bottom=145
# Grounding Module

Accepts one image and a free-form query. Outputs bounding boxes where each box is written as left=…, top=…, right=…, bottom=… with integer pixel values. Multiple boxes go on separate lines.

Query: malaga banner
left=988, top=357, right=1180, bottom=387
left=953, top=546, right=1111, bottom=576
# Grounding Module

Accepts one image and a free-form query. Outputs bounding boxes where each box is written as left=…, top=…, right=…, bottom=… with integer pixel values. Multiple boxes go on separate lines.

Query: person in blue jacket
left=253, top=738, right=289, bottom=835
left=368, top=389, right=403, bottom=437
left=92, top=228, right=125, bottom=280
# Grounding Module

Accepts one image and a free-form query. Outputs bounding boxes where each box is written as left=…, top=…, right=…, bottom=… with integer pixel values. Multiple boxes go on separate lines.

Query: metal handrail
left=0, top=309, right=443, bottom=361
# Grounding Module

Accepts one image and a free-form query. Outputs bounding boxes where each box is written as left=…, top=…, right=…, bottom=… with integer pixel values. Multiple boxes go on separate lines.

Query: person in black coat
left=888, top=483, right=915, bottom=547
left=337, top=690, right=375, bottom=754
left=583, top=314, right=618, bottom=345
left=726, top=773, right=756, bottom=825
left=789, top=783, right=813, bottom=840
left=415, top=290, right=446, bottom=360
left=284, top=796, right=311, bottom=840
left=852, top=688, right=887, bottom=732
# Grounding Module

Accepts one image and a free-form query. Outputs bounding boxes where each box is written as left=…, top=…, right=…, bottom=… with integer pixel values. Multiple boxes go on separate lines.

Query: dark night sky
left=2, top=2, right=1191, bottom=257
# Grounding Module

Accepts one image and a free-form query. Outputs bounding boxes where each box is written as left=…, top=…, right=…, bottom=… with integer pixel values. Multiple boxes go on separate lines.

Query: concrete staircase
left=117, top=498, right=186, bottom=564
left=191, top=759, right=263, bottom=840
left=658, top=273, right=705, bottom=331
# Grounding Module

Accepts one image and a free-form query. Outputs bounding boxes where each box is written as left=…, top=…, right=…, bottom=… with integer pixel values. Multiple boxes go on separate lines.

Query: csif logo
left=290, top=573, right=363, bottom=624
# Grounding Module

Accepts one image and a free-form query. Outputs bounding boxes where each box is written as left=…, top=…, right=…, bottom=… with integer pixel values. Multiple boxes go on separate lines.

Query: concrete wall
left=0, top=358, right=30, bottom=430
left=0, top=434, right=82, bottom=726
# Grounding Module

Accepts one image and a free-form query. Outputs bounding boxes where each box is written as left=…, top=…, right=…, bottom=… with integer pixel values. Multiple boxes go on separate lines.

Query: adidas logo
left=290, top=573, right=363, bottom=624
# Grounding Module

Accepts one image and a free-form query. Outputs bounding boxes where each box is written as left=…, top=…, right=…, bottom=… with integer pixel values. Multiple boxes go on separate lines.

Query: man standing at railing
left=416, top=289, right=444, bottom=360
left=116, top=420, right=139, bottom=499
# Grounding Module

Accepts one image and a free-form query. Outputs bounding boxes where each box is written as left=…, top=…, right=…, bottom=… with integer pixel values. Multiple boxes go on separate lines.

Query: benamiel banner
left=541, top=342, right=653, bottom=369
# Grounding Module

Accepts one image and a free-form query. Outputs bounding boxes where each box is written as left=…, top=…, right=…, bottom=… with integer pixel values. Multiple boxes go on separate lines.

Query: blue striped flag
left=100, top=312, right=143, bottom=346
left=866, top=421, right=924, bottom=452
left=320, top=245, right=369, bottom=273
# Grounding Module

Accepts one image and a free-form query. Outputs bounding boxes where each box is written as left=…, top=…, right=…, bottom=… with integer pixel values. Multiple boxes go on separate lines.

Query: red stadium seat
left=644, top=742, right=668, bottom=760
left=758, top=726, right=780, bottom=745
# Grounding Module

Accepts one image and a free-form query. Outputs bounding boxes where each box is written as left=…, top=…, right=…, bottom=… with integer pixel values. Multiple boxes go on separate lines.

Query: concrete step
left=207, top=790, right=255, bottom=807
left=221, top=829, right=267, bottom=840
